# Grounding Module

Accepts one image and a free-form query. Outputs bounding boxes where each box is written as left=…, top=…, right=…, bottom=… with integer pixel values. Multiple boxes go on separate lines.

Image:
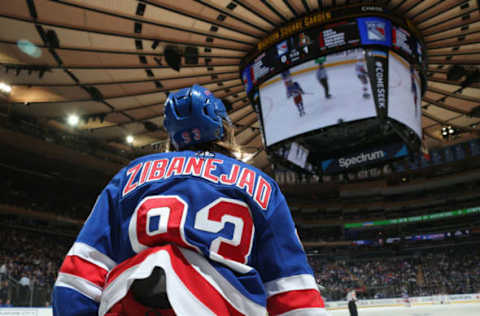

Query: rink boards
left=329, top=302, right=480, bottom=316
left=326, top=293, right=480, bottom=315
left=0, top=295, right=479, bottom=315
left=0, top=304, right=479, bottom=316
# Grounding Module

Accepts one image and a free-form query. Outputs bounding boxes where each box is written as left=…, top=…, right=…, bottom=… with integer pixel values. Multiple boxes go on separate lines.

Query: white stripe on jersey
left=67, top=242, right=116, bottom=271
left=55, top=272, right=103, bottom=302
left=180, top=247, right=265, bottom=315
left=264, top=274, right=318, bottom=297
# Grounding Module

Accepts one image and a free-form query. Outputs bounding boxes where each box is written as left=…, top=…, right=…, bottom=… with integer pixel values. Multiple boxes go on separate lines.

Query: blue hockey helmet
left=164, top=84, right=231, bottom=150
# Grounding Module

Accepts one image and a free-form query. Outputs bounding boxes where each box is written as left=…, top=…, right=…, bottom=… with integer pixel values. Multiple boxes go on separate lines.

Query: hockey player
left=52, top=85, right=327, bottom=315
left=282, top=72, right=306, bottom=117
left=355, top=58, right=370, bottom=99
left=346, top=289, right=358, bottom=316
left=298, top=32, right=312, bottom=55
left=315, top=56, right=331, bottom=99
left=290, top=80, right=306, bottom=117
left=282, top=71, right=305, bottom=116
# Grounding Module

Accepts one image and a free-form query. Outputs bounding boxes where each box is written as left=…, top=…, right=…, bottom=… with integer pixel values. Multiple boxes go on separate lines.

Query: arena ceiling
left=0, top=0, right=479, bottom=172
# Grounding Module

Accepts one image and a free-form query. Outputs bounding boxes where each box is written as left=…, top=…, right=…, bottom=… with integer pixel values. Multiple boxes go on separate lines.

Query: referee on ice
left=347, top=289, right=358, bottom=316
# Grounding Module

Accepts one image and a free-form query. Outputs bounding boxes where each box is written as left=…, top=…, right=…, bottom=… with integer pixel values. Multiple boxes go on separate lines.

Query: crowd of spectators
left=421, top=247, right=480, bottom=295
left=310, top=244, right=480, bottom=301
left=0, top=227, right=478, bottom=306
left=0, top=228, right=71, bottom=306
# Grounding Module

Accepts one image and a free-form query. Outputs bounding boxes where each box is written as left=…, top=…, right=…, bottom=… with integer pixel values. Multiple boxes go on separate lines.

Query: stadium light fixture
left=67, top=114, right=79, bottom=126
left=0, top=82, right=12, bottom=94
left=126, top=135, right=134, bottom=144
left=441, top=127, right=448, bottom=137
left=441, top=126, right=456, bottom=138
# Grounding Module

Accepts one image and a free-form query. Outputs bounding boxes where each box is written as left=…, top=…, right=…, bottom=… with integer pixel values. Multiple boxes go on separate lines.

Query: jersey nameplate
left=122, top=157, right=272, bottom=210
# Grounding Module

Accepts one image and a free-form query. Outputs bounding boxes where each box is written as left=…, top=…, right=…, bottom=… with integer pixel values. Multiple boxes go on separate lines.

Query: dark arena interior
left=0, top=0, right=480, bottom=315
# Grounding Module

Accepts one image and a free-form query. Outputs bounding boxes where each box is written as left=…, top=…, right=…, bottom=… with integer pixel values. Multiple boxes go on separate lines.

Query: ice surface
left=328, top=303, right=480, bottom=316
left=260, top=61, right=376, bottom=146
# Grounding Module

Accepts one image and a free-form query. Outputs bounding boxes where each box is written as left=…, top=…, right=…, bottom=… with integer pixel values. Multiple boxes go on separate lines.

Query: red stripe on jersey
left=106, top=291, right=175, bottom=316
left=105, top=247, right=157, bottom=286
left=60, top=255, right=108, bottom=288
left=267, top=289, right=325, bottom=315
left=105, top=245, right=244, bottom=316
left=169, top=246, right=244, bottom=316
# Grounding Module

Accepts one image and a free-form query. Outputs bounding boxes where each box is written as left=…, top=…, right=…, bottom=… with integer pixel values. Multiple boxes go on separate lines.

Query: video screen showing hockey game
left=388, top=51, right=422, bottom=138
left=259, top=48, right=377, bottom=146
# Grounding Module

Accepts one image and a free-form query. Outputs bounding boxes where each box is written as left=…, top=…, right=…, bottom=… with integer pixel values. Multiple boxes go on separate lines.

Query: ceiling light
left=17, top=39, right=42, bottom=58
left=0, top=82, right=12, bottom=94
left=126, top=135, right=134, bottom=144
left=67, top=114, right=79, bottom=126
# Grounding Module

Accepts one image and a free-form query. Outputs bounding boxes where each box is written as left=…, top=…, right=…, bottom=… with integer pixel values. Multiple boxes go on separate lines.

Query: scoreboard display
left=240, top=3, right=426, bottom=172
left=241, top=5, right=425, bottom=95
left=317, top=20, right=360, bottom=50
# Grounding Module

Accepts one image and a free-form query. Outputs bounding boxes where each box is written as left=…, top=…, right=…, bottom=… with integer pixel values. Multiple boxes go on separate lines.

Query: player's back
left=53, top=85, right=327, bottom=316
left=111, top=150, right=278, bottom=272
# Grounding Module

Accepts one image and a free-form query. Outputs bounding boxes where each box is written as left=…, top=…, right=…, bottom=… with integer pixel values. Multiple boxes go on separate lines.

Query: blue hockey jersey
left=52, top=151, right=326, bottom=315
left=286, top=82, right=304, bottom=98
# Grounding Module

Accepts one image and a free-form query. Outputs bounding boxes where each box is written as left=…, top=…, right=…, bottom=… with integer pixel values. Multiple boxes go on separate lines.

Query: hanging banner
left=365, top=49, right=389, bottom=120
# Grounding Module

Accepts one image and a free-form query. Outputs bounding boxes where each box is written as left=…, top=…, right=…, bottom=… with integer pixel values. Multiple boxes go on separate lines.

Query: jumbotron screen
left=241, top=5, right=426, bottom=148
left=388, top=51, right=422, bottom=138
left=259, top=49, right=377, bottom=146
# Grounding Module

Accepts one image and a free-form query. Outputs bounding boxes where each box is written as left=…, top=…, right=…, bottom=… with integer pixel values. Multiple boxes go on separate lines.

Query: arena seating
left=1, top=226, right=478, bottom=306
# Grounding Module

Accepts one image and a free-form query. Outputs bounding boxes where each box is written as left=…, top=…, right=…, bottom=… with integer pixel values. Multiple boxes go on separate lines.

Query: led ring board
left=240, top=4, right=426, bottom=172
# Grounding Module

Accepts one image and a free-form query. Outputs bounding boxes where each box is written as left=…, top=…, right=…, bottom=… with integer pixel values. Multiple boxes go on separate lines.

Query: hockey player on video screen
left=282, top=71, right=306, bottom=117
left=52, top=84, right=327, bottom=316
left=289, top=80, right=306, bottom=117
left=315, top=56, right=331, bottom=99
left=297, top=32, right=312, bottom=55
left=355, top=58, right=371, bottom=99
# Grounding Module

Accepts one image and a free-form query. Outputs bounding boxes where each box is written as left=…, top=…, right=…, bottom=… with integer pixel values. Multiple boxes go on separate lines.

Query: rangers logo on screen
left=277, top=40, right=289, bottom=63
left=366, top=21, right=386, bottom=41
